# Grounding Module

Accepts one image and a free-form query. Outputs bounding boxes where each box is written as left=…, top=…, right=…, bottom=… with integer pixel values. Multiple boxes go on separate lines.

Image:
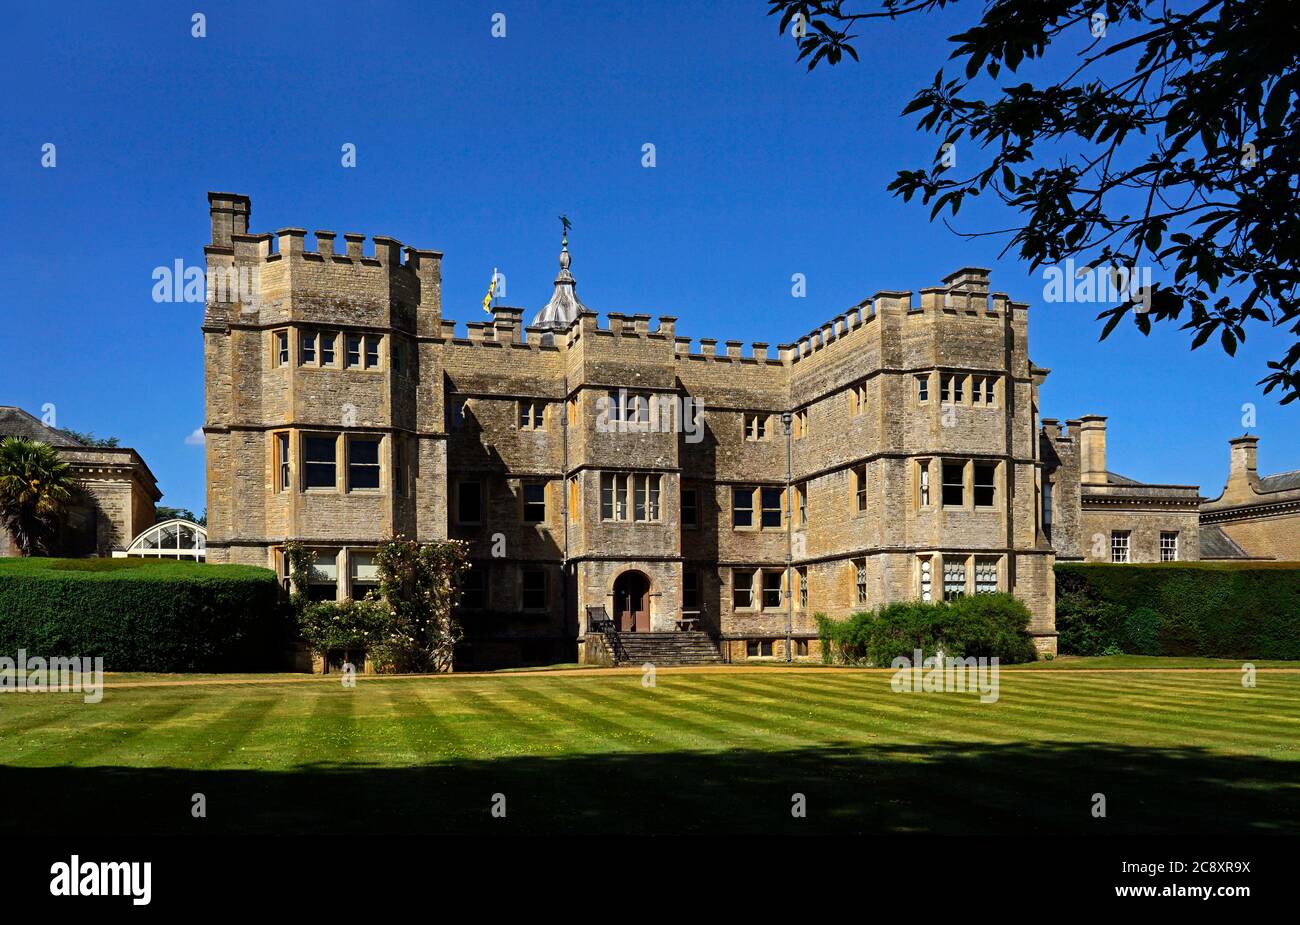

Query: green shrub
left=286, top=537, right=470, bottom=673
left=0, top=557, right=289, bottom=671
left=1124, top=606, right=1162, bottom=656
left=818, top=593, right=1037, bottom=666
left=1055, top=589, right=1128, bottom=656
left=946, top=594, right=1039, bottom=663
left=1055, top=563, right=1300, bottom=659
left=297, top=598, right=394, bottom=653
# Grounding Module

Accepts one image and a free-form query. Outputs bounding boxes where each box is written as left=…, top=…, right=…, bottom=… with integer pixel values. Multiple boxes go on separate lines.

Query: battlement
left=449, top=267, right=1032, bottom=368
left=206, top=192, right=442, bottom=281
left=208, top=197, right=1031, bottom=372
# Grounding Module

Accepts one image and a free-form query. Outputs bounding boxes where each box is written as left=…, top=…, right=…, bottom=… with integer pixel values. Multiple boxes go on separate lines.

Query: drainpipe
left=782, top=411, right=793, bottom=663
left=561, top=375, right=572, bottom=649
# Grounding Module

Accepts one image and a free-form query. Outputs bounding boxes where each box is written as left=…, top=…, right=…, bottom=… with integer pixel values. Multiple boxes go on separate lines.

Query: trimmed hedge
left=817, top=593, right=1039, bottom=666
left=0, top=557, right=291, bottom=671
left=1055, top=562, right=1300, bottom=660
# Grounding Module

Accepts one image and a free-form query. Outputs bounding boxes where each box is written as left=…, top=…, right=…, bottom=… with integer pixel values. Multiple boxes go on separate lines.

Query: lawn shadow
left=3, top=740, right=1296, bottom=835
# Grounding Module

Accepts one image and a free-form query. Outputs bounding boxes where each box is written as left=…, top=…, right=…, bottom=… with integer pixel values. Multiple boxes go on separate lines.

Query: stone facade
left=202, top=193, right=1068, bottom=666
left=0, top=406, right=161, bottom=556
left=1041, top=415, right=1201, bottom=564
left=1040, top=418, right=1300, bottom=565
left=1200, top=436, right=1300, bottom=560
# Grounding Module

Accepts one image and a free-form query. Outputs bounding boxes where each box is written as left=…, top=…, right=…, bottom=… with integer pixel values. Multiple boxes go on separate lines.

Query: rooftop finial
left=559, top=213, right=571, bottom=253
left=531, top=213, right=588, bottom=331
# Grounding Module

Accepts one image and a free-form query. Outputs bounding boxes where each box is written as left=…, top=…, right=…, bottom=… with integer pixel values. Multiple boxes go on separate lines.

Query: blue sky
left=2, top=0, right=1295, bottom=515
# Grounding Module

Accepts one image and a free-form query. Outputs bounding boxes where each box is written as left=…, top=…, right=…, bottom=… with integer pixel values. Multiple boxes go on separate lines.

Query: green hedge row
left=817, top=593, right=1039, bottom=666
left=1055, top=562, right=1300, bottom=659
left=0, top=558, right=291, bottom=671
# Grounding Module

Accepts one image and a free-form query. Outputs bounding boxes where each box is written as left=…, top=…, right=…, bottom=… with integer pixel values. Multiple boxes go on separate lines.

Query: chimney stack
left=208, top=192, right=251, bottom=247
left=1079, top=415, right=1108, bottom=483
left=1229, top=435, right=1260, bottom=487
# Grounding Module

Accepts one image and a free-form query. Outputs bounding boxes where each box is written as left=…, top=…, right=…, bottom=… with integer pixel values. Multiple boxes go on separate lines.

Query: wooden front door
left=614, top=572, right=650, bottom=633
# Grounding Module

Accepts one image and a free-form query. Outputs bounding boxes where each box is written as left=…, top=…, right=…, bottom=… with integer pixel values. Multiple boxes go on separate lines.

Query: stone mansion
left=201, top=193, right=1299, bottom=667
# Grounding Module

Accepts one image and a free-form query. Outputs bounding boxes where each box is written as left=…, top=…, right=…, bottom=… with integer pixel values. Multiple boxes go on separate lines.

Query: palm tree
left=0, top=437, right=77, bottom=556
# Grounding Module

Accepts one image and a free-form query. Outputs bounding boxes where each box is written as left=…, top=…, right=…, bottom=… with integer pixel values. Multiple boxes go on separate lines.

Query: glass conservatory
left=115, top=519, right=207, bottom=561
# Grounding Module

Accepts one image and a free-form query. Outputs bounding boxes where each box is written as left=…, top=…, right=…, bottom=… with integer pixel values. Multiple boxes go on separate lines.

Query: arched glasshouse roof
left=122, top=519, right=207, bottom=560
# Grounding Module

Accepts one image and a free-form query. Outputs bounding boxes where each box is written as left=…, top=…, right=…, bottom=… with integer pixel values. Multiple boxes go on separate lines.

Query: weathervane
left=559, top=213, right=572, bottom=250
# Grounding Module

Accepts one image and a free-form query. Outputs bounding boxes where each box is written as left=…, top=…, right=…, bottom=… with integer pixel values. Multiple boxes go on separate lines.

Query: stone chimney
left=208, top=192, right=251, bottom=248
left=1225, top=435, right=1260, bottom=499
left=1079, top=415, right=1108, bottom=484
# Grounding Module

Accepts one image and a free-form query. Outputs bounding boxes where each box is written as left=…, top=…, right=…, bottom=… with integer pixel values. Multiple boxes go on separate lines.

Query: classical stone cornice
left=1200, top=498, right=1300, bottom=524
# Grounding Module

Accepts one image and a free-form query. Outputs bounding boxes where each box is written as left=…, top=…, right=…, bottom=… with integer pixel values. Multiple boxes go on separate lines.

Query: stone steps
left=611, top=631, right=723, bottom=666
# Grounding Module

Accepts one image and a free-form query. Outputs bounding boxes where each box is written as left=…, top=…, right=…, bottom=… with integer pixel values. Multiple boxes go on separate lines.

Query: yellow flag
left=482, top=268, right=498, bottom=314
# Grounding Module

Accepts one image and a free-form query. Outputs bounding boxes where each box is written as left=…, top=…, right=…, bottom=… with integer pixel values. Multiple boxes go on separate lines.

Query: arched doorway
left=613, top=571, right=651, bottom=633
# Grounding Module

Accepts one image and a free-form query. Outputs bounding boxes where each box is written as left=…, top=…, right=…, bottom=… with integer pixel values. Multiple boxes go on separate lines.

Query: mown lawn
left=1, top=666, right=1297, bottom=834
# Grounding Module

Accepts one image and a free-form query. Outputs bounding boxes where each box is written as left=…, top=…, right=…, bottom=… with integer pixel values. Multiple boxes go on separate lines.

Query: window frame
left=302, top=433, right=338, bottom=491
left=760, top=569, right=784, bottom=610
left=522, top=481, right=547, bottom=523
left=305, top=547, right=340, bottom=601
left=853, top=463, right=868, bottom=513
left=634, top=473, right=661, bottom=522
left=349, top=550, right=381, bottom=600
left=943, top=556, right=968, bottom=600
left=518, top=400, right=546, bottom=431
left=973, top=461, right=997, bottom=509
left=299, top=330, right=317, bottom=366
left=274, top=329, right=290, bottom=366
left=854, top=557, right=868, bottom=606
left=275, top=432, right=290, bottom=492
left=974, top=556, right=999, bottom=594
left=732, top=486, right=755, bottom=529
left=941, top=373, right=965, bottom=404
left=1160, top=531, right=1179, bottom=562
left=456, top=480, right=484, bottom=526
left=346, top=435, right=382, bottom=492
left=941, top=460, right=966, bottom=508
left=683, top=569, right=700, bottom=611
left=732, top=569, right=755, bottom=610
left=344, top=334, right=363, bottom=369
left=393, top=438, right=407, bottom=498
left=599, top=472, right=661, bottom=522
left=601, top=472, right=628, bottom=521
left=760, top=487, right=783, bottom=529
left=850, top=383, right=868, bottom=415
left=681, top=487, right=699, bottom=529
left=1111, top=530, right=1131, bottom=563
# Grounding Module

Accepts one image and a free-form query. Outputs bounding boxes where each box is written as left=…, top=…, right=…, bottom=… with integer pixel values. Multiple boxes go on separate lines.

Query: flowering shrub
left=297, top=597, right=393, bottom=653
left=287, top=538, right=471, bottom=673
